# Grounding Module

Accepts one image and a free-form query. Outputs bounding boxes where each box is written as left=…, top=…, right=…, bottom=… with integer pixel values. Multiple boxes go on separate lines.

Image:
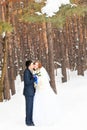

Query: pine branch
left=0, top=21, right=13, bottom=34
left=19, top=1, right=87, bottom=28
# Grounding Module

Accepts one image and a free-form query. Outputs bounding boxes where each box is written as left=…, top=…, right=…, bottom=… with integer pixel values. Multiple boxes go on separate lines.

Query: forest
left=0, top=0, right=87, bottom=101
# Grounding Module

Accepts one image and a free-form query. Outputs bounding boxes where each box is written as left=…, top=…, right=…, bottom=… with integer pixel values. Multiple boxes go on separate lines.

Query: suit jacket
left=23, top=68, right=35, bottom=96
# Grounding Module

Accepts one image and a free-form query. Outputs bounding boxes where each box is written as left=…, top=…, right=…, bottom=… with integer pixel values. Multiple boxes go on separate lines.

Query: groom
left=23, top=60, right=35, bottom=126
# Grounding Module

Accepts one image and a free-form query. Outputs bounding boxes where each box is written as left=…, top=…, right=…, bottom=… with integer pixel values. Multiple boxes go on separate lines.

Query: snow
left=0, top=69, right=87, bottom=130
left=35, top=0, right=70, bottom=17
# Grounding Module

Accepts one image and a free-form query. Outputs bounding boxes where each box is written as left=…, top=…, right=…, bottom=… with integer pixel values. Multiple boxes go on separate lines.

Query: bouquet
left=33, top=70, right=41, bottom=88
left=33, top=74, right=38, bottom=84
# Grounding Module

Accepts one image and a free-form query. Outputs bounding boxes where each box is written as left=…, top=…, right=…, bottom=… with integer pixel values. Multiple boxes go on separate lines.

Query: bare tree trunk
left=59, top=30, right=67, bottom=82
left=77, top=16, right=84, bottom=75
left=3, top=62, right=10, bottom=100
left=0, top=0, right=6, bottom=102
left=46, top=22, right=57, bottom=94
left=42, top=22, right=49, bottom=71
left=8, top=40, right=15, bottom=95
left=0, top=36, right=9, bottom=101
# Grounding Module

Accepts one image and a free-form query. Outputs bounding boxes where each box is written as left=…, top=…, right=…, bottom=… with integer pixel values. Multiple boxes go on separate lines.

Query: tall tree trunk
left=77, top=16, right=84, bottom=75
left=0, top=0, right=6, bottom=102
left=59, top=30, right=67, bottom=82
left=8, top=40, right=15, bottom=95
left=0, top=1, right=11, bottom=101
left=3, top=61, right=10, bottom=100
left=0, top=36, right=8, bottom=101
left=42, top=22, right=49, bottom=71
left=46, top=22, right=57, bottom=94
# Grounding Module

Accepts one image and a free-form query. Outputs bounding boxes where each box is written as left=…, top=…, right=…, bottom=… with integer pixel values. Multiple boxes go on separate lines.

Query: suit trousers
left=25, top=96, right=34, bottom=125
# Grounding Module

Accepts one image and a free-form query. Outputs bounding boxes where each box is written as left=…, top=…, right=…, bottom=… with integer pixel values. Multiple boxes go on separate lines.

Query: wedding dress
left=33, top=67, right=58, bottom=126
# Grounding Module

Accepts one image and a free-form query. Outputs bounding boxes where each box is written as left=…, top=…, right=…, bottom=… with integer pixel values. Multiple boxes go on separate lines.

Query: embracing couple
left=23, top=60, right=58, bottom=126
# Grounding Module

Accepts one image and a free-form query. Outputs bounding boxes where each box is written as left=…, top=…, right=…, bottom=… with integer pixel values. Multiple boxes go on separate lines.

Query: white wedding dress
left=33, top=67, right=58, bottom=126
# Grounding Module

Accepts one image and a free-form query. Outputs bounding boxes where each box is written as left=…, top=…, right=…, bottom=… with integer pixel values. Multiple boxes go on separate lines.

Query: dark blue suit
left=23, top=69, right=35, bottom=125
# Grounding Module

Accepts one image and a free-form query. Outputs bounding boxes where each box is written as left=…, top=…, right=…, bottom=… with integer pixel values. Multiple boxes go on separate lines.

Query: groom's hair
left=25, top=60, right=32, bottom=68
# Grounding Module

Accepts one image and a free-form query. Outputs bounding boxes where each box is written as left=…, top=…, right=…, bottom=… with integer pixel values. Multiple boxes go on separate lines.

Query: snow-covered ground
left=0, top=68, right=87, bottom=130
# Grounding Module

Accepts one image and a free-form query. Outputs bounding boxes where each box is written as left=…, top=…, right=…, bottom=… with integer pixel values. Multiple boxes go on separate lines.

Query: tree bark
left=46, top=22, right=57, bottom=94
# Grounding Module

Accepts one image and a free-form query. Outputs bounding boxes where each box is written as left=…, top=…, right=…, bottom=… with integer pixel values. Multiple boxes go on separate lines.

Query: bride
left=33, top=60, right=58, bottom=126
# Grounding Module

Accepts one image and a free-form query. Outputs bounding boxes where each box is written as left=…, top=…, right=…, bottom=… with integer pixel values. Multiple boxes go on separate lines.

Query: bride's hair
left=34, top=60, right=42, bottom=68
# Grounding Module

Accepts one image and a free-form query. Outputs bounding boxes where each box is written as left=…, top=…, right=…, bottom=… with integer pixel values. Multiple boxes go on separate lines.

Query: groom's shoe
left=26, top=122, right=35, bottom=126
left=31, top=122, right=35, bottom=126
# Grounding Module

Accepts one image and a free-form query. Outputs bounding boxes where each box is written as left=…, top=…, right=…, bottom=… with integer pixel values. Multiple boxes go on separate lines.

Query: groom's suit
left=23, top=68, right=35, bottom=125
